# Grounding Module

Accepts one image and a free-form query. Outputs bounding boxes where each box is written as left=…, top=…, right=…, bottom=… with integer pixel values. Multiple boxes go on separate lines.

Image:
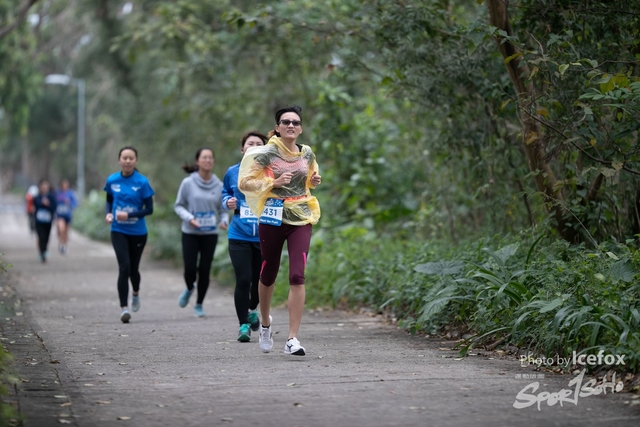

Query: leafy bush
left=302, top=226, right=640, bottom=373
left=72, top=190, right=111, bottom=242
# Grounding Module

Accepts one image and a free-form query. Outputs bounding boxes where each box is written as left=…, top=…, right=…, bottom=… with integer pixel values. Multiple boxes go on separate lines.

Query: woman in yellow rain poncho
left=238, top=105, right=321, bottom=356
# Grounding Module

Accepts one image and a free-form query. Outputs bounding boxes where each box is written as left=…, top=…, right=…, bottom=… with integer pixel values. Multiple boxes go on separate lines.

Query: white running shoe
left=120, top=309, right=131, bottom=323
left=284, top=337, right=306, bottom=356
left=259, top=315, right=273, bottom=353
left=131, top=295, right=140, bottom=312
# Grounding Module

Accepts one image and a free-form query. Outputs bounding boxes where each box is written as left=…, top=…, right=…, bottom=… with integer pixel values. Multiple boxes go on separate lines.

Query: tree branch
left=0, top=0, right=39, bottom=40
left=521, top=108, right=640, bottom=176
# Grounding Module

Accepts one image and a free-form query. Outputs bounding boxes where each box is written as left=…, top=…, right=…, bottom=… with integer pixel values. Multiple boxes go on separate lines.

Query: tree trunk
left=486, top=0, right=573, bottom=239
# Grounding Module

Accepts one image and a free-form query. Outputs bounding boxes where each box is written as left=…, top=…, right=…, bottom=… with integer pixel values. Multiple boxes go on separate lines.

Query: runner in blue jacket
left=222, top=131, right=267, bottom=342
left=104, top=146, right=155, bottom=323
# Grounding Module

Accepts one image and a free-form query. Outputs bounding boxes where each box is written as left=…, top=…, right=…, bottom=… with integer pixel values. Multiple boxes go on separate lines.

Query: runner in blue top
left=103, top=146, right=155, bottom=323
left=55, top=178, right=78, bottom=255
left=222, top=130, right=267, bottom=342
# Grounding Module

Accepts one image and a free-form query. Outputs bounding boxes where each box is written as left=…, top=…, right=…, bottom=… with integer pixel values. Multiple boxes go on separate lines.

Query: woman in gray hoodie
left=174, top=147, right=228, bottom=317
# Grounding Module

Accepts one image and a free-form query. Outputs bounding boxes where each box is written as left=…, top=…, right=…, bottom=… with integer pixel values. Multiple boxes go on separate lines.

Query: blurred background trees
left=3, top=0, right=638, bottom=243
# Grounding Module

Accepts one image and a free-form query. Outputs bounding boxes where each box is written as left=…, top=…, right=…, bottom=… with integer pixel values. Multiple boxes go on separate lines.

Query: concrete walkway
left=0, top=198, right=638, bottom=426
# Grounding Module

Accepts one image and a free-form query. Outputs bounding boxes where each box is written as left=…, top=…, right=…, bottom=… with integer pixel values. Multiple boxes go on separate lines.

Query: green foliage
left=72, top=191, right=110, bottom=242
left=0, top=254, right=19, bottom=425
left=314, top=226, right=640, bottom=372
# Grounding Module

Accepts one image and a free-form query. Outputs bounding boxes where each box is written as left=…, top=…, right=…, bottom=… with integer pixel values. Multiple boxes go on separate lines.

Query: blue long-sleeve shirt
left=222, top=163, right=260, bottom=242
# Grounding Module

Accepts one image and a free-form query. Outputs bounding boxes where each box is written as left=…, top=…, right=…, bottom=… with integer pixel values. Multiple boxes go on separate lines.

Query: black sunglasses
left=279, top=119, right=302, bottom=127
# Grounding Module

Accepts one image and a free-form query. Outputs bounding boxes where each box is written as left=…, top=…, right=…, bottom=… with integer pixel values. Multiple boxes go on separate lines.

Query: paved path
left=0, top=196, right=638, bottom=427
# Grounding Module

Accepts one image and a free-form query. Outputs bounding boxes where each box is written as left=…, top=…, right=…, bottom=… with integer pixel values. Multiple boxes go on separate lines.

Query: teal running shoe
left=194, top=304, right=205, bottom=318
left=238, top=323, right=251, bottom=342
left=248, top=310, right=260, bottom=331
left=178, top=288, right=193, bottom=308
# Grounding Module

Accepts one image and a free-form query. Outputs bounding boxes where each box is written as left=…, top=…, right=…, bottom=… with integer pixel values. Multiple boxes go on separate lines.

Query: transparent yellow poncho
left=238, top=136, right=321, bottom=226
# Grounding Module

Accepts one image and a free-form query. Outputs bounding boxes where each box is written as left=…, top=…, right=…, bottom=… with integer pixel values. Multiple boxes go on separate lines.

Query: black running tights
left=111, top=232, right=147, bottom=307
left=229, top=239, right=261, bottom=324
left=182, top=232, right=218, bottom=305
left=35, top=221, right=52, bottom=255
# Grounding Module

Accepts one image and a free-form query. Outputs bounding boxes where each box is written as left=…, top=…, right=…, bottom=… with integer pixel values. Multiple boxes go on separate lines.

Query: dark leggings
left=111, top=232, right=147, bottom=307
left=35, top=222, right=52, bottom=254
left=258, top=223, right=312, bottom=287
left=182, top=233, right=218, bottom=305
left=229, top=239, right=261, bottom=324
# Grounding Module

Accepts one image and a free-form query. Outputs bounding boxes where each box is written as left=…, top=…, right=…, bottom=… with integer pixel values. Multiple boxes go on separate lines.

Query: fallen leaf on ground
left=286, top=383, right=296, bottom=387
left=58, top=420, right=72, bottom=424
left=294, top=403, right=304, bottom=407
left=60, top=403, right=71, bottom=407
left=53, top=395, right=67, bottom=399
left=96, top=401, right=111, bottom=405
left=117, top=416, right=131, bottom=420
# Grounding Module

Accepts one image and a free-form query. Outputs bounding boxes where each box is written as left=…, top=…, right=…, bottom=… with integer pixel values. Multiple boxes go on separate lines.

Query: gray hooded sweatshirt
left=174, top=172, right=228, bottom=235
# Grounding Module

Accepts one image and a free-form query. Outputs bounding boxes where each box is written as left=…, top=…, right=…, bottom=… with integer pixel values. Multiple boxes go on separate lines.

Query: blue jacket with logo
left=103, top=170, right=155, bottom=235
left=222, top=163, right=260, bottom=242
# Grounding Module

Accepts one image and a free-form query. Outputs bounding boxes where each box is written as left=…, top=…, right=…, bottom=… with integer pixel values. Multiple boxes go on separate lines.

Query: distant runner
left=55, top=178, right=78, bottom=255
left=33, top=179, right=57, bottom=263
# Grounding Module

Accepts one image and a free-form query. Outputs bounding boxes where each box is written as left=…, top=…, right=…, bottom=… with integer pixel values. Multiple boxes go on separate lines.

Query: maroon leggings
left=259, top=223, right=312, bottom=286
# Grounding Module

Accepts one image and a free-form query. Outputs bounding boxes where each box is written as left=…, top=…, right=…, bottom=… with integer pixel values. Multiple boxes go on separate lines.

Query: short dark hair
left=275, top=105, right=302, bottom=124
left=118, top=146, right=138, bottom=159
left=241, top=131, right=268, bottom=148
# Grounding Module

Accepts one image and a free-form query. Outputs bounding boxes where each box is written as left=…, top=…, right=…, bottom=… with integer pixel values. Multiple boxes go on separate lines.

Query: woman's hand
left=189, top=218, right=200, bottom=229
left=273, top=172, right=293, bottom=188
left=310, top=171, right=322, bottom=186
left=105, top=213, right=114, bottom=224
left=219, top=222, right=228, bottom=231
left=227, top=197, right=237, bottom=210
left=115, top=211, right=129, bottom=221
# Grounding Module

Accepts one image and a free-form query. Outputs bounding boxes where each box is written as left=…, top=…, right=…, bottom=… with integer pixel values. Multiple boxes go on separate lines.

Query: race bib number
left=115, top=206, right=138, bottom=225
left=36, top=209, right=52, bottom=223
left=239, top=201, right=257, bottom=224
left=195, top=211, right=217, bottom=231
left=57, top=204, right=70, bottom=215
left=259, top=198, right=284, bottom=226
